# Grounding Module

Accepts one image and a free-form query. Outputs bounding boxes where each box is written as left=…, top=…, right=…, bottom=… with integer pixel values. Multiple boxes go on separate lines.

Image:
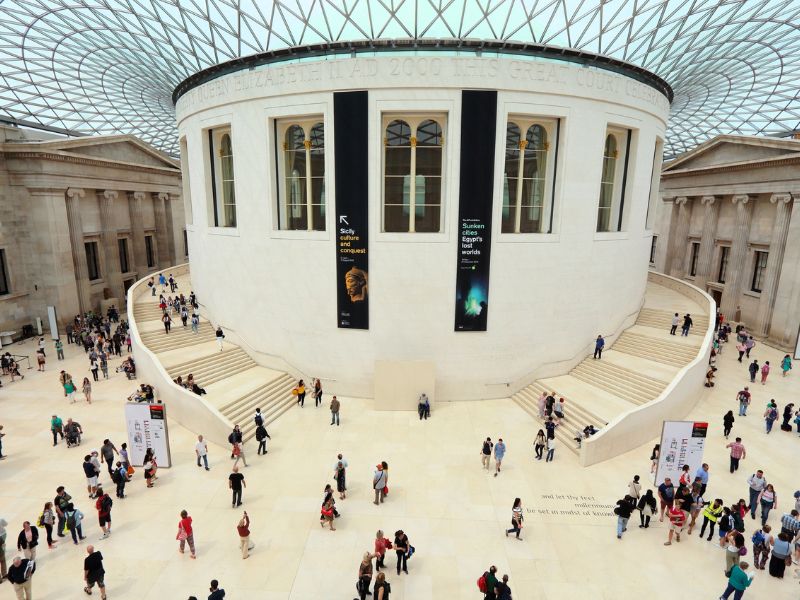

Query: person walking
left=493, top=438, right=506, bottom=477
left=764, top=401, right=778, bottom=434
left=177, top=510, right=196, bottom=559
left=16, top=522, right=38, bottom=560
left=781, top=354, right=792, bottom=377
left=335, top=461, right=347, bottom=500
left=747, top=471, right=767, bottom=520
left=681, top=313, right=693, bottom=336
left=533, top=430, right=546, bottom=461
left=237, top=512, right=253, bottom=559
left=195, top=435, right=210, bottom=470
left=670, top=312, right=679, bottom=335
left=480, top=437, right=493, bottom=470
left=615, top=495, right=634, bottom=539
left=757, top=484, right=777, bottom=526
left=329, top=395, right=340, bottom=426
left=95, top=487, right=112, bottom=539
left=215, top=326, right=225, bottom=351
left=83, top=545, right=107, bottom=599
left=255, top=424, right=270, bottom=455
left=51, top=414, right=64, bottom=446
left=7, top=556, right=34, bottom=600
left=593, top=335, right=605, bottom=359
left=356, top=552, right=375, bottom=600
left=720, top=561, right=752, bottom=599
left=229, top=466, right=246, bottom=508
left=545, top=435, right=556, bottom=462
left=751, top=524, right=772, bottom=570
left=726, top=438, right=746, bottom=473
left=760, top=361, right=770, bottom=384
left=373, top=464, right=387, bottom=505
left=505, top=498, right=524, bottom=540
left=82, top=377, right=92, bottom=403
left=637, top=489, right=657, bottom=528
left=737, top=388, right=751, bottom=416
left=747, top=360, right=759, bottom=383
left=39, top=503, right=56, bottom=549
left=393, top=529, right=409, bottom=575
left=723, top=411, right=735, bottom=439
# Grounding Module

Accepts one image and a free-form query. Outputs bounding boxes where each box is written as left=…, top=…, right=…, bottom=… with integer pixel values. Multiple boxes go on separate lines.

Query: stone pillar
left=756, top=193, right=793, bottom=336
left=668, top=197, right=691, bottom=277
left=127, top=191, right=146, bottom=274
left=66, top=188, right=91, bottom=314
left=98, top=190, right=123, bottom=300
left=694, top=196, right=719, bottom=287
left=153, top=192, right=170, bottom=268
left=720, top=195, right=754, bottom=319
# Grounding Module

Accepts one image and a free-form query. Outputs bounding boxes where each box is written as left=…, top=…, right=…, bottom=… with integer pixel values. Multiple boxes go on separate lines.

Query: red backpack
left=477, top=572, right=488, bottom=593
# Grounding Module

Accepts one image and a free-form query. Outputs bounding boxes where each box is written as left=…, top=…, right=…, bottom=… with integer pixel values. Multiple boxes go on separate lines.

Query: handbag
left=176, top=525, right=188, bottom=541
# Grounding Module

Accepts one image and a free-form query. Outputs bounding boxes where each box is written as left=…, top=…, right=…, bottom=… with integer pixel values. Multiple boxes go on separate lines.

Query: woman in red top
left=177, top=510, right=195, bottom=558
left=374, top=530, right=391, bottom=571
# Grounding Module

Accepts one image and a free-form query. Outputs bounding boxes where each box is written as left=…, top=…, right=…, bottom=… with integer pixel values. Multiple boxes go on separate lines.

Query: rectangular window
left=118, top=238, right=129, bottom=273
left=649, top=236, right=657, bottom=264
left=183, top=230, right=189, bottom=257
left=597, top=127, right=632, bottom=232
left=85, top=241, right=100, bottom=281
left=276, top=118, right=326, bottom=231
left=145, top=235, right=155, bottom=268
left=207, top=127, right=236, bottom=227
left=383, top=115, right=445, bottom=233
left=718, top=246, right=730, bottom=283
left=751, top=251, right=768, bottom=293
left=501, top=117, right=559, bottom=233
left=0, top=249, right=9, bottom=295
left=689, top=242, right=700, bottom=276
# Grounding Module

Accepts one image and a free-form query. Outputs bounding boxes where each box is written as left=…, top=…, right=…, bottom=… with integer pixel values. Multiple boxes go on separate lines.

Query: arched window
left=501, top=119, right=557, bottom=233
left=279, top=119, right=326, bottom=231
left=597, top=132, right=619, bottom=232
left=383, top=116, right=444, bottom=233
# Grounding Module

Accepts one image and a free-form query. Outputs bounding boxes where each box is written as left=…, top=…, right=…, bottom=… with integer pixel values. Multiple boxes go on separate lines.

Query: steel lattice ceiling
left=1, top=0, right=799, bottom=157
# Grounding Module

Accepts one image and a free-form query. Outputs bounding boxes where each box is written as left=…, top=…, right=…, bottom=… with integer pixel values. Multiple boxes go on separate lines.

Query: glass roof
left=1, top=0, right=798, bottom=157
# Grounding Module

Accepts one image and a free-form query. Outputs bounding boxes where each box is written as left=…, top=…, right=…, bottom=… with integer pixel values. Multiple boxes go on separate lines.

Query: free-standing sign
left=334, top=91, right=369, bottom=329
left=124, top=402, right=171, bottom=467
left=654, top=421, right=707, bottom=486
left=454, top=90, right=497, bottom=331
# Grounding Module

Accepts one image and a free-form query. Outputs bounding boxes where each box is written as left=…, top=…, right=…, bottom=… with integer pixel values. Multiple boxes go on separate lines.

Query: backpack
left=477, top=572, right=488, bottom=593
left=101, top=495, right=113, bottom=513
left=752, top=530, right=766, bottom=546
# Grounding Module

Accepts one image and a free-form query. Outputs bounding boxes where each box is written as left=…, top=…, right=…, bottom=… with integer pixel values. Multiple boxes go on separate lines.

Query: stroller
left=65, top=423, right=82, bottom=447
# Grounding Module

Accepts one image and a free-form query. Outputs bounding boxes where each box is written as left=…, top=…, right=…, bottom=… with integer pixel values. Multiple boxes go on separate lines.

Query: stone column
left=720, top=195, right=754, bottom=319
left=66, top=188, right=91, bottom=313
left=694, top=196, right=719, bottom=287
left=756, top=193, right=793, bottom=336
left=153, top=192, right=170, bottom=268
left=127, top=191, right=146, bottom=274
left=668, top=197, right=691, bottom=277
left=98, top=190, right=123, bottom=299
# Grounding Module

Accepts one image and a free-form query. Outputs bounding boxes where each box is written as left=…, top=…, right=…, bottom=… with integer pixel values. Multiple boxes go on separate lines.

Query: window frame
left=144, top=234, right=155, bottom=269
left=381, top=113, right=447, bottom=234
left=118, top=237, right=130, bottom=274
left=275, top=116, right=327, bottom=232
left=0, top=248, right=9, bottom=295
left=689, top=242, right=700, bottom=277
left=750, top=250, right=768, bottom=293
left=717, top=246, right=730, bottom=284
left=500, top=116, right=559, bottom=234
left=596, top=127, right=632, bottom=233
left=84, top=241, right=101, bottom=281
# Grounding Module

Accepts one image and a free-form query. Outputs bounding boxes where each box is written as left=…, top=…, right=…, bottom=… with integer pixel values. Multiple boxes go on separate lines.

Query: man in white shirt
left=195, top=435, right=209, bottom=471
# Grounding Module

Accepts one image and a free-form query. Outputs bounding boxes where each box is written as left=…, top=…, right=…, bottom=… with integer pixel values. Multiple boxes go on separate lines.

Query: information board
left=124, top=402, right=171, bottom=467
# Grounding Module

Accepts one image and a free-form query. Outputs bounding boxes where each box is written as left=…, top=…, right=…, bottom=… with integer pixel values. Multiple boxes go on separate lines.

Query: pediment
left=664, top=135, right=800, bottom=172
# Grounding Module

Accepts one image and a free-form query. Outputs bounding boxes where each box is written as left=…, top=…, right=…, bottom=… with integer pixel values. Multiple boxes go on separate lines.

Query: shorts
left=99, top=514, right=111, bottom=527
left=87, top=476, right=98, bottom=486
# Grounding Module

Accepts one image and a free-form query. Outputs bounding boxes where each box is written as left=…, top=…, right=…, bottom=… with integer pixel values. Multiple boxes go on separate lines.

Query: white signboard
left=124, top=402, right=171, bottom=467
left=654, top=420, right=708, bottom=486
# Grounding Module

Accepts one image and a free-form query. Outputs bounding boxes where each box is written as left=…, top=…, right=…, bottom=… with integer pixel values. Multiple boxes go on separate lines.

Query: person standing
left=505, top=498, right=524, bottom=540
left=100, top=439, right=118, bottom=478
left=373, top=465, right=387, bottom=506
left=615, top=495, right=634, bottom=539
left=493, top=438, right=506, bottom=477
left=747, top=359, right=759, bottom=383
left=7, top=556, right=34, bottom=600
left=726, top=438, right=746, bottom=473
left=545, top=435, right=556, bottom=462
left=176, top=510, right=196, bottom=559
left=720, top=561, right=752, bottom=599
left=681, top=313, right=693, bottom=336
left=16, top=522, right=38, bottom=560
left=637, top=489, right=657, bottom=528
left=255, top=424, right=270, bottom=455
left=95, top=487, right=112, bottom=539
left=757, top=484, right=777, bottom=526
left=393, top=529, right=409, bottom=575
left=215, top=326, right=225, bottom=351
left=723, top=411, right=735, bottom=439
left=670, top=312, right=679, bottom=335
left=480, top=437, right=493, bottom=471
left=195, top=435, right=210, bottom=470
left=764, top=401, right=778, bottom=434
left=236, top=512, right=253, bottom=559
left=593, top=335, right=605, bottom=359
left=747, top=470, right=767, bottom=520
left=329, top=395, right=340, bottom=426
left=657, top=478, right=675, bottom=522
left=83, top=545, right=107, bottom=599
left=229, top=466, right=246, bottom=508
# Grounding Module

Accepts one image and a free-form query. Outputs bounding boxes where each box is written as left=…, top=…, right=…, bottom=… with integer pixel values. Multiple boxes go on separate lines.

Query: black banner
left=334, top=91, right=369, bottom=329
left=454, top=90, right=497, bottom=331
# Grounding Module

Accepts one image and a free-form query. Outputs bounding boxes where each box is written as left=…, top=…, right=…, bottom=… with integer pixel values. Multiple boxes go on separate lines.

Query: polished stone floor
left=0, top=332, right=798, bottom=599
